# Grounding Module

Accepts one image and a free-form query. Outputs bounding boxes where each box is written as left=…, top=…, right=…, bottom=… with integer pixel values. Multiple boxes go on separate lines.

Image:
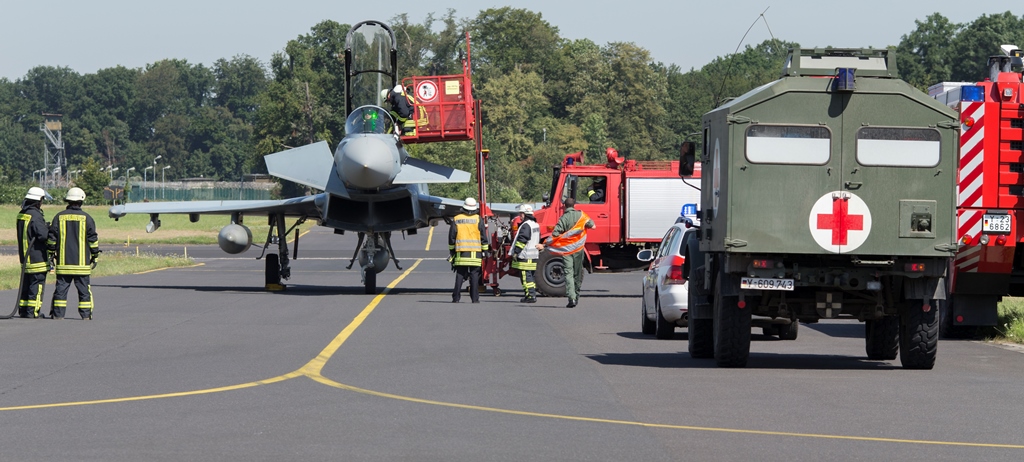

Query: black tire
left=265, top=253, right=281, bottom=286
left=900, top=299, right=938, bottom=370
left=713, top=272, right=751, bottom=368
left=535, top=251, right=566, bottom=297
left=865, top=317, right=899, bottom=360
left=641, top=296, right=655, bottom=335
left=364, top=268, right=377, bottom=295
left=777, top=321, right=799, bottom=340
left=655, top=297, right=674, bottom=340
left=687, top=264, right=714, bottom=358
left=688, top=318, right=714, bottom=358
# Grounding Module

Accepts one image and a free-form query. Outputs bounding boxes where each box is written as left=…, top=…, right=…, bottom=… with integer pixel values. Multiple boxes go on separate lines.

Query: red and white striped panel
left=957, top=101, right=985, bottom=208
left=955, top=101, right=985, bottom=273
left=955, top=210, right=982, bottom=273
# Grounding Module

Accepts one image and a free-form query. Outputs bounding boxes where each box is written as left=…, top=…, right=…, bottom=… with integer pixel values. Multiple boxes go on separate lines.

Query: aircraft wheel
left=265, top=254, right=281, bottom=286
left=364, top=269, right=376, bottom=295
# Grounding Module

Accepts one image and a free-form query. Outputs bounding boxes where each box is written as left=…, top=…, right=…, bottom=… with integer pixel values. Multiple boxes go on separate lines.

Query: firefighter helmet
left=25, top=187, right=49, bottom=201
left=517, top=204, right=533, bottom=214
left=463, top=197, right=479, bottom=212
left=380, top=89, right=390, bottom=101
left=65, top=187, right=86, bottom=202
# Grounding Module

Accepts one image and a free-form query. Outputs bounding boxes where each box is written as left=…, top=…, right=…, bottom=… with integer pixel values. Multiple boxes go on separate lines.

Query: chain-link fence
left=111, top=180, right=279, bottom=203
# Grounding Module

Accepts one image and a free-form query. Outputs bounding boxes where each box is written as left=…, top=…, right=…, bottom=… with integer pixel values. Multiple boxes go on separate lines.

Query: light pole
left=144, top=166, right=154, bottom=200
left=33, top=169, right=45, bottom=185
left=162, top=165, right=171, bottom=199
left=107, top=166, right=119, bottom=180
left=126, top=167, right=136, bottom=202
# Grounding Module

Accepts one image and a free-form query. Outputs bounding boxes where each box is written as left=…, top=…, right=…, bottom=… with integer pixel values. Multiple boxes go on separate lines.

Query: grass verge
left=0, top=205, right=313, bottom=246
left=990, top=298, right=1024, bottom=344
left=0, top=252, right=195, bottom=291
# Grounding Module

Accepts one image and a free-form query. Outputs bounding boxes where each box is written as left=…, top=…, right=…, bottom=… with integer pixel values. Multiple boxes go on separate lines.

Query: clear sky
left=0, top=1, right=1021, bottom=81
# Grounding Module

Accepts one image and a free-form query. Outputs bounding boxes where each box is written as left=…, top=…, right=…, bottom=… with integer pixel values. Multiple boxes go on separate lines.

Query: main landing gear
left=258, top=213, right=306, bottom=292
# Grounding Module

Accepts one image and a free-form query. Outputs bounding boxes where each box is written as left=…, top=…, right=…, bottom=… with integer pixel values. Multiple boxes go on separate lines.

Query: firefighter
left=546, top=197, right=595, bottom=308
left=587, top=177, right=606, bottom=203
left=448, top=197, right=488, bottom=303
left=511, top=204, right=543, bottom=303
left=382, top=85, right=415, bottom=134
left=48, top=187, right=100, bottom=320
left=16, top=187, right=51, bottom=318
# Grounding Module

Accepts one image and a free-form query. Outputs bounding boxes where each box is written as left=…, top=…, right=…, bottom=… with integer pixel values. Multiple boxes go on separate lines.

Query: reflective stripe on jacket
left=48, top=206, right=99, bottom=276
left=448, top=213, right=489, bottom=267
left=17, top=207, right=49, bottom=274
left=547, top=212, right=592, bottom=256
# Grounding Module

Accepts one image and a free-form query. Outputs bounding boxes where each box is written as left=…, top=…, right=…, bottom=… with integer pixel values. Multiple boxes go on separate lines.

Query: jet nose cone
left=337, top=135, right=400, bottom=189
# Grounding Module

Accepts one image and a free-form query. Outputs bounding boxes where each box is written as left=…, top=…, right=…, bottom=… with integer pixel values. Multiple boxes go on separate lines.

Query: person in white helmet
left=511, top=204, right=543, bottom=303
left=16, top=187, right=52, bottom=318
left=47, top=187, right=100, bottom=320
left=448, top=197, right=489, bottom=303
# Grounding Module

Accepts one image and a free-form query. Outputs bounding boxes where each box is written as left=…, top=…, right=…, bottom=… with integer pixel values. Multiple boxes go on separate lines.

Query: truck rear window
left=856, top=127, right=941, bottom=167
left=745, top=125, right=831, bottom=165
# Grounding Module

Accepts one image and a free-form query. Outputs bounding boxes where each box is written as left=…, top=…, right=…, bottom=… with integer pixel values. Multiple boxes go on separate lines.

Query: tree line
left=1, top=9, right=1021, bottom=204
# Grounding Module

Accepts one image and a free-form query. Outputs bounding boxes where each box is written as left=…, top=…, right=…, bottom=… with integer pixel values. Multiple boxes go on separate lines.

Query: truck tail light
left=665, top=255, right=686, bottom=285
left=961, top=234, right=974, bottom=245
left=962, top=116, right=975, bottom=128
left=905, top=263, right=926, bottom=272
left=996, top=234, right=1008, bottom=246
left=752, top=259, right=774, bottom=269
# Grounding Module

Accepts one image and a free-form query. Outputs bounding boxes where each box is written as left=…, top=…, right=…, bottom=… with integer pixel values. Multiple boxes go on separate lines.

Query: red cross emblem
left=816, top=197, right=864, bottom=245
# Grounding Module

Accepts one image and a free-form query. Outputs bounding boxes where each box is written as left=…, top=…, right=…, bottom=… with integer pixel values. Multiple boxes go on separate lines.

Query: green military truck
left=682, top=48, right=959, bottom=369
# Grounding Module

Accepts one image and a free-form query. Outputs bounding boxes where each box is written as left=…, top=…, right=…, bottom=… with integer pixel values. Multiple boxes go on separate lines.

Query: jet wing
left=393, top=157, right=471, bottom=184
left=109, top=194, right=321, bottom=219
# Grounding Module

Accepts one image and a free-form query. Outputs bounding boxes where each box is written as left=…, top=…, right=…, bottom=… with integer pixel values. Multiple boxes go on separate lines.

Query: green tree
left=895, top=13, right=961, bottom=90
left=74, top=157, right=110, bottom=205
left=949, top=12, right=1024, bottom=82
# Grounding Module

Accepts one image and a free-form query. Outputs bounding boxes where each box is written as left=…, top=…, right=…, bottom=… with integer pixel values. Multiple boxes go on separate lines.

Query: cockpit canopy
left=346, top=106, right=396, bottom=135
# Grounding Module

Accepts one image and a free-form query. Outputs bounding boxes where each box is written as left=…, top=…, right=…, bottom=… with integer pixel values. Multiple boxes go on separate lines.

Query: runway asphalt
left=2, top=225, right=1024, bottom=461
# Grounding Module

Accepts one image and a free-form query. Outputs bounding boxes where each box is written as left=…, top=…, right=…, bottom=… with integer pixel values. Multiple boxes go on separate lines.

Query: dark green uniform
left=47, top=204, right=99, bottom=319
left=17, top=204, right=49, bottom=318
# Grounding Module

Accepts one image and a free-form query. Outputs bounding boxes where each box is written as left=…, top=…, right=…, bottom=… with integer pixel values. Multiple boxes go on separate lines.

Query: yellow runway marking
left=3, top=257, right=1022, bottom=450
left=425, top=226, right=433, bottom=251
left=134, top=262, right=205, bottom=275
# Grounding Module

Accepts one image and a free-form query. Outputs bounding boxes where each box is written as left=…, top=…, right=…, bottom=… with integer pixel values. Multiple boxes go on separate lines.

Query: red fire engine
left=484, top=145, right=702, bottom=296
left=930, top=45, right=1024, bottom=336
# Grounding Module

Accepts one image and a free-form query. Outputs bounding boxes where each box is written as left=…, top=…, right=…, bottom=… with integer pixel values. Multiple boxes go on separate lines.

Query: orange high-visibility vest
left=547, top=213, right=591, bottom=256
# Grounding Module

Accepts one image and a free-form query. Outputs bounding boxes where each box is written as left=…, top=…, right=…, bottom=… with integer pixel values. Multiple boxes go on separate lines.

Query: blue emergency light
left=961, top=85, right=985, bottom=102
left=681, top=203, right=698, bottom=217
left=835, top=68, right=856, bottom=92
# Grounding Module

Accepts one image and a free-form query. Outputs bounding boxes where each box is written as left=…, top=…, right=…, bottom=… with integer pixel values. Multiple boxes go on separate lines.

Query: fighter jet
left=108, top=20, right=496, bottom=294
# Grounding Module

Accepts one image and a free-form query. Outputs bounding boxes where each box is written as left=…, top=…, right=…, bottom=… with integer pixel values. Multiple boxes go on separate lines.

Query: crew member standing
left=511, top=204, right=542, bottom=303
left=449, top=197, right=488, bottom=303
left=48, top=187, right=100, bottom=320
left=16, top=187, right=51, bottom=318
left=546, top=198, right=595, bottom=308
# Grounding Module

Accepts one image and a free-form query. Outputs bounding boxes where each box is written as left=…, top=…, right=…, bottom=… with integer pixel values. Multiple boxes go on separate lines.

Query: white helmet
left=380, top=89, right=390, bottom=101
left=25, top=187, right=49, bottom=201
left=393, top=84, right=404, bottom=94
left=463, top=197, right=479, bottom=211
left=517, top=204, right=533, bottom=214
left=65, top=187, right=86, bottom=202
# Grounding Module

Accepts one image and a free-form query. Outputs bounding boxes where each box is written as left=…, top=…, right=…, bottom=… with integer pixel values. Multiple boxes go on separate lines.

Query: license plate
left=982, top=214, right=1011, bottom=234
left=741, top=277, right=794, bottom=291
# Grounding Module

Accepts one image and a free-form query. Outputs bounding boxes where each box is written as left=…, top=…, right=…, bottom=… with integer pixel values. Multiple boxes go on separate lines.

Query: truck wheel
left=535, top=251, right=567, bottom=297
left=641, top=296, right=655, bottom=335
left=688, top=318, right=714, bottom=358
left=864, top=317, right=899, bottom=360
left=655, top=297, right=674, bottom=339
left=777, top=321, right=799, bottom=340
left=713, top=273, right=751, bottom=367
left=900, top=299, right=938, bottom=370
left=688, top=264, right=714, bottom=358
